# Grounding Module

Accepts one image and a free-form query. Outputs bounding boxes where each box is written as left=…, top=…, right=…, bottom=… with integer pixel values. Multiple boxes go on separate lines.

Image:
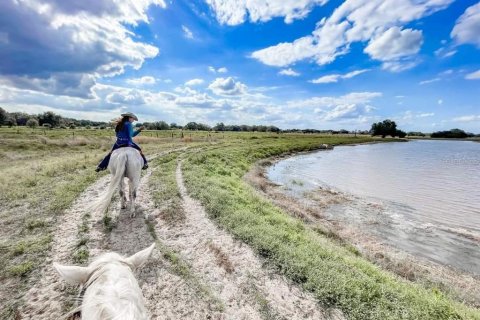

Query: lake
left=267, top=140, right=480, bottom=274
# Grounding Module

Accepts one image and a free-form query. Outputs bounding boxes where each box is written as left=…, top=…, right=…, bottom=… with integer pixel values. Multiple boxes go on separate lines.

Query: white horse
left=54, top=243, right=155, bottom=320
left=95, top=147, right=144, bottom=217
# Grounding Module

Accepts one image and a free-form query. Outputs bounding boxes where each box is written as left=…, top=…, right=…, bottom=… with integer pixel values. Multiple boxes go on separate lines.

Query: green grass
left=180, top=134, right=480, bottom=320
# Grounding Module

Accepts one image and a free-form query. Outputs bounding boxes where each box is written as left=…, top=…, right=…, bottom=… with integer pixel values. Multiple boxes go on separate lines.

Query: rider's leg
left=131, top=143, right=148, bottom=170
left=95, top=144, right=121, bottom=172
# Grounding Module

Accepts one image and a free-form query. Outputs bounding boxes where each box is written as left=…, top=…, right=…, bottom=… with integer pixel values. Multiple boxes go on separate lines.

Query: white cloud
left=310, top=69, right=369, bottom=84
left=364, top=27, right=423, bottom=70
left=0, top=0, right=164, bottom=97
left=208, top=66, right=228, bottom=73
left=251, top=0, right=452, bottom=69
left=465, top=70, right=480, bottom=80
left=451, top=2, right=480, bottom=47
left=437, top=99, right=443, bottom=105
left=289, top=92, right=381, bottom=121
left=453, top=115, right=480, bottom=122
left=419, top=78, right=441, bottom=85
left=126, top=76, right=156, bottom=85
left=435, top=46, right=457, bottom=58
left=182, top=25, right=194, bottom=39
left=185, top=78, right=205, bottom=86
left=419, top=113, right=434, bottom=117
left=205, top=0, right=327, bottom=25
left=208, top=77, right=247, bottom=96
left=278, top=68, right=300, bottom=76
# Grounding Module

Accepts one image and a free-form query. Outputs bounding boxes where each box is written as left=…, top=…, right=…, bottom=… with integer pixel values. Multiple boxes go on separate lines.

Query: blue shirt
left=116, top=121, right=140, bottom=146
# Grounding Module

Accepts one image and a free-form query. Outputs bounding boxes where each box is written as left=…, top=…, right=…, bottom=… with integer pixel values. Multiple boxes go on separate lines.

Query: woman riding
left=95, top=112, right=148, bottom=172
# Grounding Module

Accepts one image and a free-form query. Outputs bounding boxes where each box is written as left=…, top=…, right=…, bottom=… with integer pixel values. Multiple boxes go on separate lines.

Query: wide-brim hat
left=121, top=112, right=138, bottom=121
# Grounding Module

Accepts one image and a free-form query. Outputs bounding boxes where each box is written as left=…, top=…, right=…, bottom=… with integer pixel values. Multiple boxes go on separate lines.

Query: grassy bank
left=180, top=134, right=479, bottom=319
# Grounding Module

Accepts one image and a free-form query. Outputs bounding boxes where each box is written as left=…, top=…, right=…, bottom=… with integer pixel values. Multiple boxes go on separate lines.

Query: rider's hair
left=115, top=116, right=130, bottom=133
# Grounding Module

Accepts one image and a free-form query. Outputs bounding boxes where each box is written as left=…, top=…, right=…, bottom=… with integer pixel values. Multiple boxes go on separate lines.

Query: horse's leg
left=120, top=177, right=127, bottom=209
left=128, top=178, right=137, bottom=217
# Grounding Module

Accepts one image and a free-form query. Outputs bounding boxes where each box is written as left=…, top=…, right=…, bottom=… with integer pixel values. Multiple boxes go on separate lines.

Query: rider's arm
left=127, top=122, right=141, bottom=138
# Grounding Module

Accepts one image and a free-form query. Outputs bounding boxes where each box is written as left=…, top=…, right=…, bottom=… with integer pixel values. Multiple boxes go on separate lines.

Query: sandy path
left=18, top=175, right=111, bottom=319
left=18, top=148, right=212, bottom=319
left=147, top=161, right=328, bottom=320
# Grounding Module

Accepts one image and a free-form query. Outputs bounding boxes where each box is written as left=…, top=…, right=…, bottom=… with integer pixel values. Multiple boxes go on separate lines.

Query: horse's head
left=54, top=243, right=155, bottom=320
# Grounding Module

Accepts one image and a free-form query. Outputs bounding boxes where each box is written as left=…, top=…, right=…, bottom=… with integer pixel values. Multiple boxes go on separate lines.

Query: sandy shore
left=244, top=152, right=480, bottom=308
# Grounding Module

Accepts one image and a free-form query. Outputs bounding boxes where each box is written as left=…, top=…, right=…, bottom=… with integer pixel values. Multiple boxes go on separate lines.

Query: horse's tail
left=94, top=151, right=127, bottom=215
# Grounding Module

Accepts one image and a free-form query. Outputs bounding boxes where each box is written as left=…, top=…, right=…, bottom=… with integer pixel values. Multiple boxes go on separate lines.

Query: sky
left=0, top=0, right=479, bottom=132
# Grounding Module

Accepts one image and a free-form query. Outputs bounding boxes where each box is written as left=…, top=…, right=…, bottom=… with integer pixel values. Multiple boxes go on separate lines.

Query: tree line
left=1, top=108, right=477, bottom=137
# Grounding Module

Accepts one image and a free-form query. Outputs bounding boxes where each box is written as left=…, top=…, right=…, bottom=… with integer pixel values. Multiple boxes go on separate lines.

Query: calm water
left=268, top=140, right=480, bottom=274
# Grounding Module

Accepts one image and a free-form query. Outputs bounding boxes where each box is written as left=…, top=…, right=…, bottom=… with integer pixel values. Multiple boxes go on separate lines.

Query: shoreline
left=244, top=142, right=480, bottom=307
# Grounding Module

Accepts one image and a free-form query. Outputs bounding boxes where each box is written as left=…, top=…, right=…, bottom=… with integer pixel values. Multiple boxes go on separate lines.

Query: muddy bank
left=244, top=154, right=480, bottom=307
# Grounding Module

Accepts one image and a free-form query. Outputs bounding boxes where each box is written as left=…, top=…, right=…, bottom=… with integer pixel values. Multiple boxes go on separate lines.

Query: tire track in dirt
left=145, top=160, right=329, bottom=320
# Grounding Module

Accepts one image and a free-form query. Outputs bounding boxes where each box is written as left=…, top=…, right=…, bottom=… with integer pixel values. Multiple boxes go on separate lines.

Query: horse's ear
left=53, top=263, right=91, bottom=285
left=126, top=243, right=155, bottom=269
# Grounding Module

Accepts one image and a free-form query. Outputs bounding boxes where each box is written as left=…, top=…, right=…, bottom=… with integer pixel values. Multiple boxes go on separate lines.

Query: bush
left=26, top=118, right=39, bottom=129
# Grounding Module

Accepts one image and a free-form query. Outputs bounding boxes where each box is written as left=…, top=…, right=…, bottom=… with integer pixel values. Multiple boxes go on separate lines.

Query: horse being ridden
left=96, top=112, right=148, bottom=172
left=91, top=144, right=145, bottom=217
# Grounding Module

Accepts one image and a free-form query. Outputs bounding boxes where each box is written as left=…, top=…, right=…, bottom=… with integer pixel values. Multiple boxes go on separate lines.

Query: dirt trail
left=152, top=161, right=330, bottom=320
left=18, top=175, right=111, bottom=319
left=18, top=148, right=335, bottom=319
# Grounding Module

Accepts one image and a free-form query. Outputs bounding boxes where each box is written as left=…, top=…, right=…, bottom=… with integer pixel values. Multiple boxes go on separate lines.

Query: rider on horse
left=95, top=112, right=148, bottom=172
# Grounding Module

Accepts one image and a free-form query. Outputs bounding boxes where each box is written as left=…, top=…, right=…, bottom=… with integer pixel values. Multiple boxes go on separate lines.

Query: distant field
left=0, top=127, right=478, bottom=319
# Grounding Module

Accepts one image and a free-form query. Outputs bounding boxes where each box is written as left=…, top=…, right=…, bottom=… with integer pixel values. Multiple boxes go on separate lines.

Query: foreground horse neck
left=54, top=244, right=155, bottom=320
left=82, top=255, right=148, bottom=320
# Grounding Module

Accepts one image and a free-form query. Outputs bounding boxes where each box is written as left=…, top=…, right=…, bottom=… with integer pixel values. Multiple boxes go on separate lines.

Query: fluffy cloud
left=205, top=0, right=327, bottom=25
left=251, top=0, right=452, bottom=70
left=278, top=68, right=300, bottom=76
left=310, top=69, right=369, bottom=83
left=465, top=70, right=480, bottom=80
left=0, top=0, right=164, bottom=97
left=364, top=27, right=423, bottom=71
left=1, top=76, right=384, bottom=129
left=287, top=91, right=381, bottom=121
left=185, top=78, right=205, bottom=86
left=126, top=76, right=157, bottom=86
left=451, top=2, right=480, bottom=47
left=208, top=77, right=247, bottom=96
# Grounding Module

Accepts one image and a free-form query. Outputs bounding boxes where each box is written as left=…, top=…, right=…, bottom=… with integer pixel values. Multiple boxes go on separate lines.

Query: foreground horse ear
left=53, top=263, right=91, bottom=285
left=126, top=243, right=155, bottom=269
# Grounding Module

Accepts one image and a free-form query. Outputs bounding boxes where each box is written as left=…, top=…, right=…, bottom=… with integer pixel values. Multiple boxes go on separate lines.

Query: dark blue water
left=268, top=140, right=480, bottom=274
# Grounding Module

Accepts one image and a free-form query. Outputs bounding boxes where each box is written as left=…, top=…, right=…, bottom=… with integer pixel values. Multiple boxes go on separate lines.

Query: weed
left=8, top=261, right=34, bottom=277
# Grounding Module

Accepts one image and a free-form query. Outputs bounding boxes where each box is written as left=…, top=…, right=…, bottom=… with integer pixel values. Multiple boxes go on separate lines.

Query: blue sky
left=0, top=0, right=479, bottom=132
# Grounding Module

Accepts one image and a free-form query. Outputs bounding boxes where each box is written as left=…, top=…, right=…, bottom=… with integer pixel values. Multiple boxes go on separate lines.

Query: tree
left=371, top=119, right=397, bottom=138
left=431, top=129, right=469, bottom=138
left=26, top=118, right=39, bottom=129
left=5, top=117, right=16, bottom=127
left=38, top=111, right=62, bottom=127
left=184, top=122, right=198, bottom=130
left=214, top=122, right=225, bottom=131
left=0, top=107, right=7, bottom=126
